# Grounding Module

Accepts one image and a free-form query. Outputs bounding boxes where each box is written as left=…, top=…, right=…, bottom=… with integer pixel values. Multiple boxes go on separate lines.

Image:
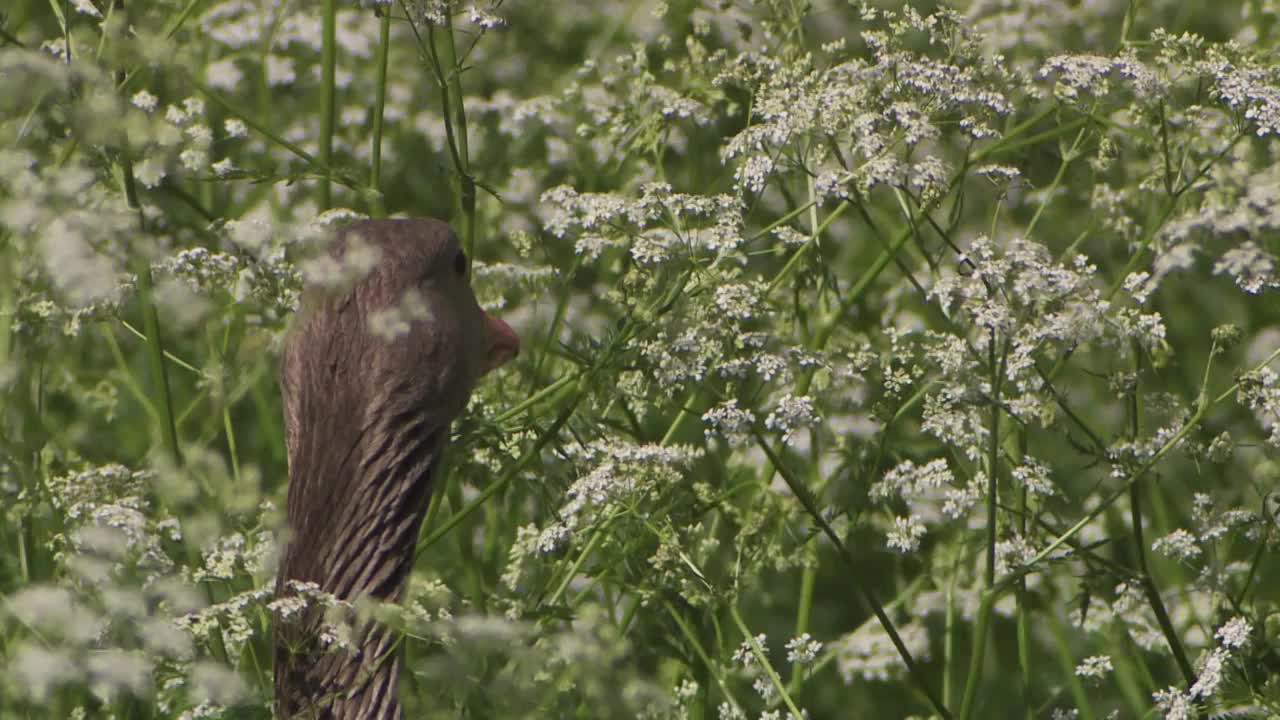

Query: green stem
left=985, top=333, right=1003, bottom=588
left=942, top=546, right=960, bottom=709
left=101, top=325, right=160, bottom=425
left=426, top=13, right=475, bottom=268
left=416, top=395, right=578, bottom=556
left=493, top=372, right=577, bottom=423
left=120, top=152, right=181, bottom=466
left=753, top=433, right=951, bottom=720
left=957, top=590, right=995, bottom=720
left=319, top=0, right=336, bottom=209
left=1024, top=119, right=1091, bottom=237
left=119, top=320, right=201, bottom=374
left=370, top=9, right=392, bottom=217
left=957, top=345, right=1280, bottom=720
left=731, top=605, right=805, bottom=720
left=1127, top=344, right=1196, bottom=686
left=662, top=599, right=744, bottom=717
left=544, top=515, right=610, bottom=609
left=1015, top=437, right=1032, bottom=720
left=787, top=548, right=817, bottom=696
left=1049, top=612, right=1097, bottom=720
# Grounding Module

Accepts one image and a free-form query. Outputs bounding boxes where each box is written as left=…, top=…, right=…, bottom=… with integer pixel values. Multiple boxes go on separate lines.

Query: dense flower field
left=2, top=0, right=1279, bottom=718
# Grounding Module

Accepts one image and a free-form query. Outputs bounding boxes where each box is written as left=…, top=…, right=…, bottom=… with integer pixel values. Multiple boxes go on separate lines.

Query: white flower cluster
left=541, top=182, right=745, bottom=258
left=763, top=394, right=817, bottom=445
left=1151, top=528, right=1201, bottom=562
left=923, top=236, right=1167, bottom=462
left=534, top=440, right=701, bottom=554
left=1073, top=654, right=1112, bottom=682
left=831, top=619, right=929, bottom=683
left=1237, top=366, right=1280, bottom=447
left=1153, top=615, right=1253, bottom=714
left=785, top=633, right=823, bottom=665
left=702, top=399, right=757, bottom=447
left=870, top=457, right=979, bottom=546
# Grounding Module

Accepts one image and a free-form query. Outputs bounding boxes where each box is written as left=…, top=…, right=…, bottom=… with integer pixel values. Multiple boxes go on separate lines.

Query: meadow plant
left=2, top=0, right=1279, bottom=718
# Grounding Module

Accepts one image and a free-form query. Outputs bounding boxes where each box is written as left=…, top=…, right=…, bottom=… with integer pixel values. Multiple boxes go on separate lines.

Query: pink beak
left=481, top=312, right=520, bottom=374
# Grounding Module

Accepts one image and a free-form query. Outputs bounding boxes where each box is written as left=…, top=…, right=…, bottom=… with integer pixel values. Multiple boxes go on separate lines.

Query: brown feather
left=273, top=218, right=512, bottom=719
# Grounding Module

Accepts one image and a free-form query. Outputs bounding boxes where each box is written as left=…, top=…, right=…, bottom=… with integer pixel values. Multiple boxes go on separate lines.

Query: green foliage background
left=2, top=0, right=1279, bottom=718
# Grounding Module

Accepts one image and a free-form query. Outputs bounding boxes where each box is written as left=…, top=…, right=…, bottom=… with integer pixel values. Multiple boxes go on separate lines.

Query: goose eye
left=452, top=249, right=468, bottom=277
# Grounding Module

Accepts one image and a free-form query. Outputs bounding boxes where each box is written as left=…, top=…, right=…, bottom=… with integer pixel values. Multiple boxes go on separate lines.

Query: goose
left=273, top=218, right=519, bottom=719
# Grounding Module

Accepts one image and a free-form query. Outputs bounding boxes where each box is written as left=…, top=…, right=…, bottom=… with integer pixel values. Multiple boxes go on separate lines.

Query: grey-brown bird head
left=274, top=218, right=518, bottom=719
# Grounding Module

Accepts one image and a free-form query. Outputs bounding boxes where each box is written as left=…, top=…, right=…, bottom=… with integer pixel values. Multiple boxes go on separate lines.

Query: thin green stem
left=942, top=546, right=960, bottom=710
left=1127, top=344, right=1196, bottom=686
left=544, top=515, right=610, bottom=609
left=1024, top=118, right=1091, bottom=237
left=1015, top=436, right=1032, bottom=720
left=957, top=590, right=995, bottom=720
left=787, top=548, right=817, bottom=696
left=766, top=201, right=849, bottom=296
left=101, top=325, right=161, bottom=424
left=423, top=12, right=476, bottom=267
left=214, top=334, right=242, bottom=487
left=370, top=9, right=392, bottom=217
left=119, top=320, right=201, bottom=374
left=753, top=433, right=951, bottom=720
left=662, top=599, right=744, bottom=717
left=731, top=605, right=805, bottom=720
left=1049, top=613, right=1097, bottom=720
left=194, top=80, right=361, bottom=191
left=493, top=372, right=577, bottom=423
left=163, top=0, right=208, bottom=38
left=120, top=151, right=181, bottom=466
left=985, top=334, right=1003, bottom=588
left=417, top=395, right=578, bottom=556
left=319, top=0, right=336, bottom=208
left=959, top=345, right=1280, bottom=720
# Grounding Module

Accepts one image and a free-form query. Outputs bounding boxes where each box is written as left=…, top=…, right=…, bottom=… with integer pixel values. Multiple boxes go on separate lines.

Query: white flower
left=369, top=289, right=434, bottom=341
left=764, top=394, right=817, bottom=444
left=466, top=4, right=506, bottom=29
left=224, top=118, right=249, bottom=138
left=7, top=644, right=81, bottom=701
left=86, top=649, right=152, bottom=701
left=131, top=90, right=158, bottom=112
left=180, top=148, right=208, bottom=172
left=206, top=58, right=243, bottom=90
left=1215, top=616, right=1251, bottom=649
left=785, top=633, right=823, bottom=665
left=702, top=399, right=756, bottom=445
left=1151, top=528, right=1201, bottom=561
left=1213, top=241, right=1277, bottom=294
left=1074, top=655, right=1112, bottom=681
left=1123, top=271, right=1155, bottom=304
left=134, top=156, right=166, bottom=188
left=712, top=282, right=764, bottom=321
left=186, top=124, right=213, bottom=146
left=1189, top=647, right=1227, bottom=699
left=732, top=634, right=768, bottom=667
left=1011, top=458, right=1056, bottom=496
left=266, top=55, right=296, bottom=86
left=1152, top=687, right=1193, bottom=720
left=5, top=586, right=103, bottom=644
left=886, top=515, right=926, bottom=553
left=190, top=660, right=249, bottom=705
left=832, top=619, right=929, bottom=683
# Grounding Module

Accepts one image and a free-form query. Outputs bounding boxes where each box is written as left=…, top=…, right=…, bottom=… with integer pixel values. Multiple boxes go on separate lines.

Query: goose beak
left=481, top=312, right=520, bottom=374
